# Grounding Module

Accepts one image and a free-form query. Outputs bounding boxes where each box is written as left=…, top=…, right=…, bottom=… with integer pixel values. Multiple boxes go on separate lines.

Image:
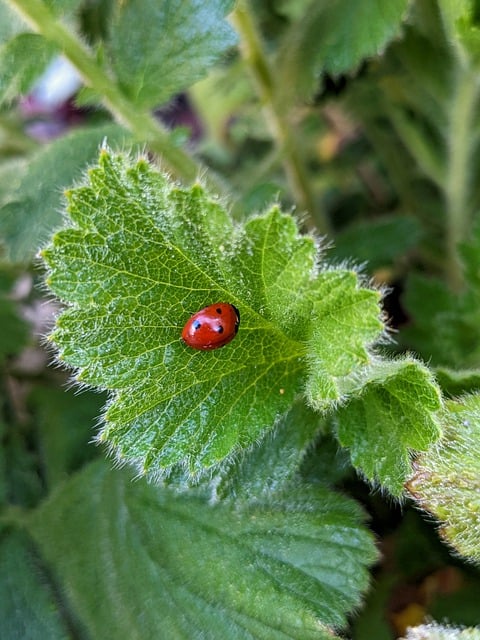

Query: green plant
left=1, top=1, right=480, bottom=638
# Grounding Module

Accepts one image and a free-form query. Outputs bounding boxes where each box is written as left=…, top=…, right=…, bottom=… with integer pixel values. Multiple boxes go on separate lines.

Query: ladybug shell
left=181, top=303, right=240, bottom=350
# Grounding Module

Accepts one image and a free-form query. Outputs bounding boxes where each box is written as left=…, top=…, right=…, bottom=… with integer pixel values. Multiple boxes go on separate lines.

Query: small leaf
left=0, top=528, right=68, bottom=640
left=41, top=150, right=383, bottom=480
left=108, top=0, right=237, bottom=109
left=0, top=123, right=133, bottom=262
left=0, top=34, right=57, bottom=106
left=306, top=270, right=383, bottom=408
left=335, top=358, right=442, bottom=495
left=406, top=394, right=480, bottom=566
left=277, top=0, right=410, bottom=102
left=27, top=460, right=378, bottom=637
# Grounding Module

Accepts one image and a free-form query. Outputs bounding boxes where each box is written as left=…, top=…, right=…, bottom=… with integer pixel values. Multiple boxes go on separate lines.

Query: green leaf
left=335, top=358, right=442, bottom=495
left=0, top=123, right=133, bottom=262
left=0, top=34, right=57, bottom=106
left=29, top=386, right=105, bottom=490
left=406, top=394, right=480, bottom=566
left=41, top=150, right=383, bottom=480
left=305, top=270, right=383, bottom=409
left=0, top=268, right=29, bottom=361
left=0, top=528, right=68, bottom=640
left=215, top=398, right=324, bottom=501
left=108, top=0, right=237, bottom=109
left=435, top=367, right=480, bottom=397
left=277, top=0, right=410, bottom=102
left=403, top=223, right=480, bottom=368
left=331, top=215, right=422, bottom=270
left=0, top=1, right=28, bottom=45
left=27, top=460, right=378, bottom=637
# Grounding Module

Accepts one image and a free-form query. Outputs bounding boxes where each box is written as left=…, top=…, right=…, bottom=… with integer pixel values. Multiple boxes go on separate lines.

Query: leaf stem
left=445, top=68, right=480, bottom=291
left=231, top=1, right=330, bottom=235
left=6, top=0, right=223, bottom=193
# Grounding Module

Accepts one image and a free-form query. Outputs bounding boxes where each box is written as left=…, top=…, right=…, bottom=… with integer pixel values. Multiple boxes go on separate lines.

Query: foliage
left=1, top=0, right=480, bottom=637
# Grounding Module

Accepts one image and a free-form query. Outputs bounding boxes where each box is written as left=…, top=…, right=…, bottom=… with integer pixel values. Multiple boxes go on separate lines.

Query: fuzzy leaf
left=41, top=150, right=383, bottom=480
left=277, top=0, right=410, bottom=102
left=0, top=33, right=57, bottom=105
left=306, top=270, right=383, bottom=408
left=215, top=399, right=324, bottom=501
left=406, top=394, right=480, bottom=566
left=108, top=0, right=237, bottom=109
left=27, top=460, right=378, bottom=638
left=335, top=358, right=442, bottom=495
left=0, top=124, right=133, bottom=262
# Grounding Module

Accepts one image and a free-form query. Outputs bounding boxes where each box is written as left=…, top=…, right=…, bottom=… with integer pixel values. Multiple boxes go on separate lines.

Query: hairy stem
left=7, top=0, right=222, bottom=192
left=231, top=0, right=330, bottom=234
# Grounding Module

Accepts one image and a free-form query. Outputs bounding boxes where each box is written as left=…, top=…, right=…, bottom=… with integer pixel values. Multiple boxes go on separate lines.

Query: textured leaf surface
left=336, top=358, right=442, bottom=495
left=42, top=150, right=383, bottom=479
left=215, top=399, right=324, bottom=501
left=0, top=528, right=67, bottom=640
left=108, top=0, right=237, bottom=108
left=406, top=394, right=480, bottom=566
left=27, top=461, right=377, bottom=638
left=277, top=0, right=410, bottom=101
left=0, top=124, right=132, bottom=262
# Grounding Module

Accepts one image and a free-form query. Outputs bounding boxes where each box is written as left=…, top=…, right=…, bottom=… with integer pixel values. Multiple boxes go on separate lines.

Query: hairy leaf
left=27, top=461, right=377, bottom=638
left=108, top=0, right=237, bottom=109
left=41, top=150, right=383, bottom=480
left=406, top=394, right=480, bottom=566
left=335, top=358, right=442, bottom=495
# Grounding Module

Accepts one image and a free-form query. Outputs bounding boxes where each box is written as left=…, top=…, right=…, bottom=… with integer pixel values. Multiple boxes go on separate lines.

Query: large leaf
left=406, top=393, right=480, bottom=566
left=41, top=150, right=383, bottom=480
left=27, top=460, right=378, bottom=638
left=108, top=0, right=237, bottom=109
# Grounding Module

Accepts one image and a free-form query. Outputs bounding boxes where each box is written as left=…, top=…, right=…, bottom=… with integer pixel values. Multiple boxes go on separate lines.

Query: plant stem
left=7, top=0, right=223, bottom=193
left=445, top=68, right=480, bottom=291
left=231, top=0, right=330, bottom=234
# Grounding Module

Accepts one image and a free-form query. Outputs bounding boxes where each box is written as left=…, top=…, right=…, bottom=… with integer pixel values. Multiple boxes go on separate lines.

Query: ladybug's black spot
left=216, top=325, right=224, bottom=333
left=216, top=307, right=222, bottom=314
left=193, top=320, right=202, bottom=330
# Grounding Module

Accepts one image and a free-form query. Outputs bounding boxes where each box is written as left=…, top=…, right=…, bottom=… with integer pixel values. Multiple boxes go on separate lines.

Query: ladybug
left=181, top=303, right=240, bottom=350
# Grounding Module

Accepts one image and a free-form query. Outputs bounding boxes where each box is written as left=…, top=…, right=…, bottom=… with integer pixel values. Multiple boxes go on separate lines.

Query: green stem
left=445, top=69, right=480, bottom=291
left=7, top=0, right=222, bottom=192
left=231, top=1, right=330, bottom=235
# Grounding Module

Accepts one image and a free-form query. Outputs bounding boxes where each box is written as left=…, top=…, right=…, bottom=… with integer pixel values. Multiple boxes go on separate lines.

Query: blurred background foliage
left=1, top=0, right=480, bottom=637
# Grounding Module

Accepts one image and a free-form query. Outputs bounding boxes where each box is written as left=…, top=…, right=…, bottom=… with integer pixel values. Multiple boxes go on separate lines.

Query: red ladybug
left=181, top=303, right=240, bottom=350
